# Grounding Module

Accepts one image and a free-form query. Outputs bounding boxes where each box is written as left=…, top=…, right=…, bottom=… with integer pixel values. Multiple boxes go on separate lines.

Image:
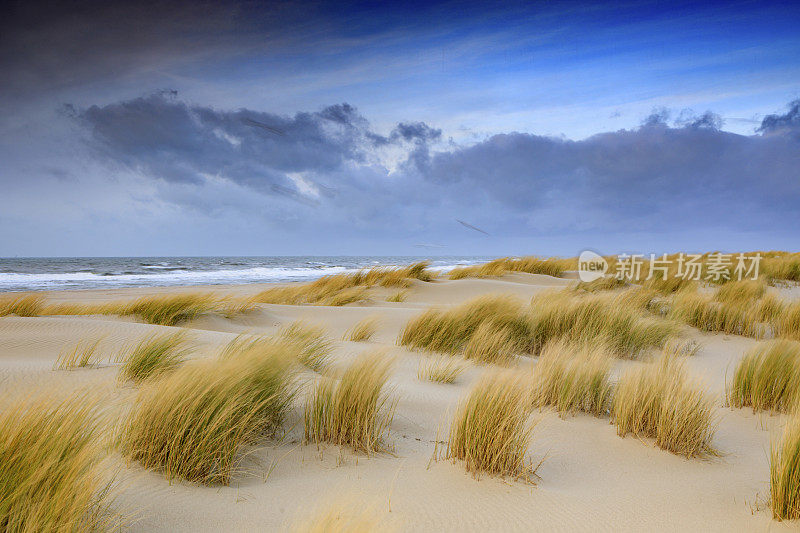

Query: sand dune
left=0, top=273, right=795, bottom=531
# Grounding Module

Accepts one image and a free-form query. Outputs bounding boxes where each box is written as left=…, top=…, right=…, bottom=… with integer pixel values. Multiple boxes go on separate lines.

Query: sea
left=0, top=256, right=492, bottom=292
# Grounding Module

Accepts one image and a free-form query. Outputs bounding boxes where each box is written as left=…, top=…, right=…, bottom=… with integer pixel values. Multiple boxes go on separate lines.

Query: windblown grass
left=400, top=290, right=675, bottom=360
left=448, top=256, right=569, bottom=280
left=386, top=290, right=407, bottom=302
left=55, top=338, right=103, bottom=370
left=255, top=262, right=433, bottom=306
left=399, top=295, right=529, bottom=356
left=715, top=278, right=767, bottom=303
left=417, top=355, right=467, bottom=384
left=771, top=415, right=800, bottom=520
left=119, top=343, right=297, bottom=485
left=304, top=351, right=395, bottom=453
left=612, top=355, right=716, bottom=457
left=345, top=316, right=379, bottom=342
left=777, top=301, right=800, bottom=341
left=574, top=276, right=627, bottom=293
left=0, top=393, right=115, bottom=531
left=445, top=370, right=536, bottom=479
left=668, top=287, right=774, bottom=338
left=117, top=332, right=189, bottom=383
left=280, top=321, right=333, bottom=371
left=0, top=293, right=44, bottom=317
left=527, top=290, right=677, bottom=357
left=531, top=341, right=613, bottom=416
left=124, top=293, right=217, bottom=325
left=762, top=251, right=800, bottom=282
left=728, top=340, right=800, bottom=413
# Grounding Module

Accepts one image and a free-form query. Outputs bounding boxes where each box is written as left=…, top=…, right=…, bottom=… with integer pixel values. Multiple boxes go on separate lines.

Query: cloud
left=69, top=94, right=800, bottom=245
left=758, top=99, right=800, bottom=135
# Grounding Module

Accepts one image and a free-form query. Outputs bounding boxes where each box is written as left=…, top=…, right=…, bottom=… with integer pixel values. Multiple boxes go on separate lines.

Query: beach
left=0, top=270, right=794, bottom=532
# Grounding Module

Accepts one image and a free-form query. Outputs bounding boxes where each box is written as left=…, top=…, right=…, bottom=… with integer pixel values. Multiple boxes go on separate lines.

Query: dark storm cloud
left=73, top=92, right=440, bottom=199
left=72, top=94, right=800, bottom=235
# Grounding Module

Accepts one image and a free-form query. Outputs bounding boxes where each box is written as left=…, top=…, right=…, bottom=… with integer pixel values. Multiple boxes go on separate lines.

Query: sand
left=0, top=273, right=794, bottom=532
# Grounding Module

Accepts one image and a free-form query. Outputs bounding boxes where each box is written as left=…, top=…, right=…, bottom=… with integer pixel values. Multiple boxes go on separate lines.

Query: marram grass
left=771, top=415, right=800, bottom=520
left=531, top=340, right=613, bottom=417
left=119, top=343, right=297, bottom=485
left=417, top=355, right=467, bottom=384
left=345, top=316, right=379, bottom=342
left=728, top=340, right=800, bottom=413
left=55, top=338, right=103, bottom=370
left=612, top=355, right=716, bottom=458
left=280, top=321, right=334, bottom=372
left=304, top=351, right=395, bottom=453
left=0, top=393, right=116, bottom=532
left=117, top=332, right=189, bottom=383
left=0, top=293, right=44, bottom=317
left=446, top=370, right=536, bottom=480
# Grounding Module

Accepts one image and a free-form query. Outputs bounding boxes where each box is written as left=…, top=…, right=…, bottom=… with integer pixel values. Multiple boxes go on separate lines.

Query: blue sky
left=1, top=0, right=799, bottom=257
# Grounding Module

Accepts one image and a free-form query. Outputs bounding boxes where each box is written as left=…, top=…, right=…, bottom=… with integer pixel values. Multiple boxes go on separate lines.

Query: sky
left=1, top=0, right=799, bottom=257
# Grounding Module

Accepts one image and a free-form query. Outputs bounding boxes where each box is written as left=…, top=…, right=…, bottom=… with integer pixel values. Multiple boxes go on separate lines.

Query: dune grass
left=386, top=290, right=407, bottom=302
left=446, top=369, right=536, bottom=480
left=417, top=355, right=467, bottom=384
left=123, top=293, right=217, bottom=325
left=279, top=321, right=333, bottom=372
left=0, top=393, right=115, bottom=532
left=762, top=252, right=800, bottom=283
left=255, top=262, right=433, bottom=306
left=399, top=295, right=528, bottom=355
left=777, top=301, right=800, bottom=341
left=399, top=290, right=675, bottom=360
left=55, top=338, right=103, bottom=370
left=448, top=256, right=569, bottom=280
left=526, top=290, right=677, bottom=358
left=117, top=332, right=189, bottom=383
left=0, top=293, right=45, bottom=317
left=574, top=276, right=627, bottom=293
left=668, top=287, right=774, bottom=338
left=304, top=351, right=395, bottom=453
left=531, top=341, right=613, bottom=417
left=771, top=415, right=800, bottom=520
left=715, top=278, right=767, bottom=303
left=120, top=343, right=297, bottom=485
left=345, top=316, right=379, bottom=342
left=612, top=355, right=716, bottom=458
left=728, top=340, right=800, bottom=413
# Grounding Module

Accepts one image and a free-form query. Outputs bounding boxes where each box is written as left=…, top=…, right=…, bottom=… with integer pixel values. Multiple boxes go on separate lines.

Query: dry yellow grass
left=771, top=415, right=800, bottom=520
left=417, top=355, right=467, bottom=384
left=531, top=340, right=613, bottom=416
left=117, top=332, right=189, bottom=383
left=54, top=338, right=103, bottom=370
left=119, top=343, right=297, bottom=485
left=728, top=340, right=800, bottom=413
left=445, top=370, right=536, bottom=480
left=448, top=256, right=569, bottom=280
left=345, top=316, right=379, bottom=342
left=0, top=393, right=116, bottom=531
left=304, top=351, right=395, bottom=453
left=761, top=251, right=800, bottom=282
left=255, top=262, right=432, bottom=306
left=462, top=321, right=518, bottom=365
left=386, top=290, right=407, bottom=302
left=612, top=355, right=716, bottom=458
left=777, top=301, right=800, bottom=341
left=574, top=276, right=627, bottom=293
left=279, top=321, right=333, bottom=371
left=0, top=293, right=45, bottom=317
left=668, top=288, right=771, bottom=338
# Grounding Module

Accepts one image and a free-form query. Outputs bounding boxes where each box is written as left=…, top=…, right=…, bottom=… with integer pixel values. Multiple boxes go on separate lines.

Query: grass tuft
left=124, top=293, right=217, bottom=325
left=612, top=355, right=716, bottom=458
left=531, top=340, right=613, bottom=416
left=345, top=316, right=379, bottom=342
left=304, top=351, right=395, bottom=453
left=0, top=293, right=45, bottom=317
left=55, top=338, right=103, bottom=370
left=279, top=321, right=333, bottom=372
left=462, top=321, right=518, bottom=365
left=0, top=393, right=115, bottom=531
left=120, top=343, right=297, bottom=485
left=386, top=290, right=407, bottom=302
left=417, top=355, right=467, bottom=384
left=771, top=415, right=800, bottom=520
left=446, top=369, right=536, bottom=479
left=117, top=332, right=189, bottom=383
left=728, top=340, right=800, bottom=413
